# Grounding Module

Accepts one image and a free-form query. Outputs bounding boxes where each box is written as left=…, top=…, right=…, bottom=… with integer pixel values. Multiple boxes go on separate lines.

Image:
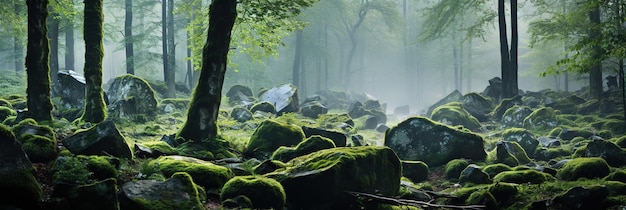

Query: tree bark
left=47, top=6, right=60, bottom=85
left=125, top=0, right=134, bottom=75
left=65, top=21, right=75, bottom=70
left=589, top=3, right=603, bottom=100
left=292, top=29, right=303, bottom=88
left=177, top=0, right=236, bottom=141
left=166, top=0, right=176, bottom=98
left=80, top=0, right=107, bottom=123
left=510, top=0, right=519, bottom=97
left=498, top=0, right=511, bottom=100
left=161, top=0, right=169, bottom=94
left=26, top=0, right=53, bottom=121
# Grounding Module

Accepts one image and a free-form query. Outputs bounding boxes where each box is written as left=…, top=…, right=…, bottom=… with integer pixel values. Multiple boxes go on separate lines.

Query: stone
left=243, top=120, right=305, bottom=160
left=501, top=128, right=539, bottom=157
left=62, top=178, right=119, bottom=210
left=120, top=173, right=206, bottom=210
left=267, top=146, right=401, bottom=209
left=250, top=101, right=277, bottom=114
left=270, top=135, right=336, bottom=162
left=501, top=105, right=533, bottom=128
left=301, top=126, right=347, bottom=147
left=444, top=159, right=469, bottom=180
left=0, top=124, right=43, bottom=209
left=350, top=134, right=366, bottom=147
left=482, top=77, right=503, bottom=101
left=107, top=74, right=158, bottom=121
left=300, top=101, right=328, bottom=119
left=575, top=140, right=626, bottom=167
left=491, top=95, right=523, bottom=121
left=551, top=186, right=609, bottom=210
left=556, top=157, right=611, bottom=181
left=402, top=160, right=429, bottom=182
left=385, top=116, right=486, bottom=167
left=220, top=176, right=286, bottom=209
left=460, top=92, right=495, bottom=122
left=12, top=121, right=58, bottom=163
left=63, top=120, right=133, bottom=159
left=230, top=106, right=253, bottom=123
left=492, top=169, right=555, bottom=184
left=147, top=155, right=234, bottom=190
left=430, top=102, right=481, bottom=131
left=260, top=84, right=299, bottom=115
left=426, top=90, right=463, bottom=117
left=523, top=107, right=558, bottom=130
left=226, top=84, right=255, bottom=106
left=459, top=164, right=490, bottom=185
left=54, top=70, right=109, bottom=109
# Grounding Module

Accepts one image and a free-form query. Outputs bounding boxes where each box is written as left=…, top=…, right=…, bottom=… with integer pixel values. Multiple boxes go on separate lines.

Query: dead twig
left=346, top=191, right=486, bottom=210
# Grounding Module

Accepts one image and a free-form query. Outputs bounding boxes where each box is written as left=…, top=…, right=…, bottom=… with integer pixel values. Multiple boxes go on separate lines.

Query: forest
left=0, top=0, right=625, bottom=209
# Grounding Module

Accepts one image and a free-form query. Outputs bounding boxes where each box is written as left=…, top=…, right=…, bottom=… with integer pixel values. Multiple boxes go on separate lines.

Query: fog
left=0, top=0, right=589, bottom=114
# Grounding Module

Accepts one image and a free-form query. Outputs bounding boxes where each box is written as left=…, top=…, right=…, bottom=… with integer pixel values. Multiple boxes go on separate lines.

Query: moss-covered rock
left=12, top=122, right=58, bottom=163
left=492, top=169, right=555, bottom=184
left=500, top=105, right=533, bottom=128
left=491, top=95, right=523, bottom=121
left=119, top=172, right=206, bottom=210
left=573, top=140, right=626, bottom=167
left=430, top=102, right=481, bottom=131
left=559, top=127, right=595, bottom=141
left=220, top=176, right=286, bottom=209
left=444, top=159, right=469, bottom=180
left=107, top=74, right=158, bottom=122
left=487, top=141, right=531, bottom=167
left=604, top=170, right=626, bottom=183
left=523, top=107, right=558, bottom=131
left=551, top=185, right=609, bottom=210
left=135, top=141, right=179, bottom=158
left=384, top=116, right=486, bottom=167
left=402, top=160, right=429, bottom=183
left=482, top=163, right=512, bottom=178
left=253, top=160, right=286, bottom=175
left=488, top=182, right=518, bottom=202
left=243, top=119, right=305, bottom=160
left=250, top=101, right=276, bottom=114
left=460, top=92, right=494, bottom=122
left=603, top=119, right=626, bottom=136
left=147, top=155, right=234, bottom=190
left=533, top=147, right=572, bottom=161
left=459, top=164, right=490, bottom=185
left=63, top=120, right=133, bottom=159
left=62, top=178, right=119, bottom=210
left=501, top=128, right=539, bottom=156
left=270, top=135, right=336, bottom=162
left=267, top=146, right=401, bottom=209
left=465, top=190, right=498, bottom=210
left=548, top=94, right=587, bottom=114
left=556, top=157, right=610, bottom=181
left=0, top=106, right=17, bottom=122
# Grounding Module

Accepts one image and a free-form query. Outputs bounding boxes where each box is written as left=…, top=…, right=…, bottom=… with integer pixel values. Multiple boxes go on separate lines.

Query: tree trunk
left=589, top=4, right=603, bottom=100
left=125, top=0, right=134, bottom=75
left=47, top=7, right=60, bottom=85
left=161, top=0, right=169, bottom=93
left=166, top=0, right=176, bottom=98
left=453, top=44, right=459, bottom=91
left=26, top=0, right=53, bottom=121
left=498, top=0, right=511, bottom=100
left=177, top=0, right=236, bottom=142
left=510, top=0, right=519, bottom=96
left=292, top=30, right=303, bottom=88
left=14, top=2, right=25, bottom=72
left=346, top=8, right=368, bottom=89
left=186, top=29, right=193, bottom=89
left=80, top=0, right=107, bottom=123
left=65, top=21, right=75, bottom=70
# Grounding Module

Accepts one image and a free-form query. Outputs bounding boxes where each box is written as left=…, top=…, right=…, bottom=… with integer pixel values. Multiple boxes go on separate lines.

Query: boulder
left=147, top=155, right=234, bottom=190
left=482, top=77, right=502, bottom=101
left=226, top=84, right=255, bottom=106
left=63, top=120, right=132, bottom=159
left=243, top=120, right=305, bottom=160
left=0, top=106, right=17, bottom=122
left=314, top=90, right=349, bottom=110
left=551, top=186, right=609, bottom=210
left=250, top=101, right=276, bottom=114
left=134, top=141, right=179, bottom=158
left=574, top=140, right=626, bottom=167
left=220, top=176, right=286, bottom=209
left=120, top=172, right=206, bottom=210
left=426, top=90, right=463, bottom=117
left=489, top=141, right=531, bottom=166
left=270, top=135, right=336, bottom=162
left=482, top=163, right=512, bottom=178
left=61, top=178, right=119, bottom=210
left=402, top=160, right=429, bottom=182
left=444, top=159, right=470, bottom=180
left=559, top=128, right=594, bottom=141
left=54, top=70, right=109, bottom=109
left=523, top=107, right=558, bottom=130
left=430, top=102, right=481, bottom=131
left=107, top=74, right=158, bottom=121
left=460, top=92, right=495, bottom=122
left=302, top=126, right=347, bottom=147
left=300, top=101, right=328, bottom=119
left=267, top=146, right=401, bottom=209
left=556, top=157, right=610, bottom=181
left=491, top=95, right=523, bottom=121
left=501, top=105, right=533, bottom=128
left=385, top=116, right=486, bottom=166
left=0, top=124, right=43, bottom=209
left=459, top=164, right=490, bottom=185
left=493, top=169, right=555, bottom=184
left=501, top=128, right=539, bottom=157
left=230, top=106, right=253, bottom=123
left=260, top=84, right=299, bottom=115
left=548, top=94, right=587, bottom=114
left=12, top=121, right=58, bottom=163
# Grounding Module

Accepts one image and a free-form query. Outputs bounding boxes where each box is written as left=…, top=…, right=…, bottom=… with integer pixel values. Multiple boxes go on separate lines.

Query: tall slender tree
left=589, top=3, right=603, bottom=100
left=80, top=0, right=107, bottom=123
left=26, top=0, right=54, bottom=121
left=292, top=29, right=303, bottom=88
left=47, top=3, right=60, bottom=85
left=166, top=0, right=176, bottom=98
left=65, top=21, right=75, bottom=70
left=125, top=0, right=134, bottom=74
left=14, top=2, right=25, bottom=73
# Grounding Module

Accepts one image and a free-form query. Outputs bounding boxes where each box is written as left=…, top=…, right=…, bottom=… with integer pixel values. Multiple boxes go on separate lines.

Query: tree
left=166, top=0, right=176, bottom=98
left=499, top=0, right=519, bottom=99
left=80, top=0, right=107, bottom=123
left=47, top=2, right=60, bottom=84
left=125, top=0, right=134, bottom=74
left=26, top=0, right=54, bottom=121
left=176, top=0, right=237, bottom=142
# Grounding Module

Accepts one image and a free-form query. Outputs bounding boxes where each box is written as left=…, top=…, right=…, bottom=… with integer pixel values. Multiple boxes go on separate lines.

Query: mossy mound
left=119, top=172, right=206, bottom=210
left=0, top=106, right=16, bottom=122
left=465, top=190, right=498, bottom=210
left=12, top=121, right=58, bottom=163
left=250, top=101, right=276, bottom=114
left=556, top=157, right=611, bottom=181
left=615, top=135, right=626, bottom=148
left=488, top=182, right=518, bottom=201
left=316, top=113, right=354, bottom=131
left=604, top=170, right=626, bottom=183
left=430, top=102, right=481, bottom=131
left=243, top=119, right=305, bottom=160
left=501, top=128, right=538, bottom=156
left=492, top=169, right=555, bottom=184
left=573, top=140, right=626, bottom=167
left=459, top=164, right=490, bottom=185
left=51, top=155, right=119, bottom=185
left=384, top=116, right=486, bottom=167
left=501, top=105, right=533, bottom=128
left=401, top=160, right=429, bottom=182
left=220, top=176, right=286, bottom=209
left=523, top=107, right=558, bottom=131
left=267, top=146, right=401, bottom=209
left=135, top=141, right=179, bottom=157
left=444, top=159, right=469, bottom=180
left=460, top=92, right=494, bottom=122
left=491, top=95, right=523, bottom=121
left=147, top=155, right=234, bottom=190
left=270, top=135, right=336, bottom=162
left=482, top=163, right=512, bottom=178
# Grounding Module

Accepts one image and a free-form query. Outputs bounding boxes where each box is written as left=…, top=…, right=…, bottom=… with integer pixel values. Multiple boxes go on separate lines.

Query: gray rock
left=107, top=74, right=158, bottom=121
left=501, top=106, right=533, bottom=128
left=230, top=107, right=253, bottom=123
left=300, top=101, right=328, bottom=118
left=426, top=90, right=463, bottom=117
left=63, top=120, right=133, bottom=159
left=460, top=92, right=494, bottom=122
left=302, top=126, right=347, bottom=147
left=582, top=140, right=626, bottom=167
left=62, top=178, right=119, bottom=210
left=551, top=186, right=608, bottom=210
left=459, top=164, right=490, bottom=184
left=120, top=173, right=206, bottom=209
left=260, top=84, right=299, bottom=115
left=54, top=70, right=109, bottom=109
left=226, top=85, right=254, bottom=106
left=0, top=127, right=42, bottom=209
left=384, top=116, right=486, bottom=167
left=502, top=128, right=539, bottom=157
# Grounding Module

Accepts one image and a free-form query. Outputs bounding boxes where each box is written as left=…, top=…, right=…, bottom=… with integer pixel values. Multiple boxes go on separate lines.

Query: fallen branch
left=346, top=191, right=486, bottom=210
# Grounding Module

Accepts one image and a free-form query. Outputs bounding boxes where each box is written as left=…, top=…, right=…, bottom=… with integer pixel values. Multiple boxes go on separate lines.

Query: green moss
left=548, top=127, right=563, bottom=137
left=431, top=102, right=481, bottom=131
left=137, top=141, right=178, bottom=155
left=492, top=170, right=555, bottom=184
left=243, top=119, right=305, bottom=159
left=444, top=159, right=469, bottom=180
left=500, top=128, right=538, bottom=158
left=316, top=113, right=354, bottom=130
left=0, top=98, right=12, bottom=108
left=149, top=155, right=234, bottom=190
left=466, top=190, right=498, bottom=210
left=0, top=123, right=16, bottom=140
left=131, top=172, right=206, bottom=210
left=401, top=160, right=429, bottom=182
left=159, top=98, right=190, bottom=110
left=271, top=135, right=336, bottom=162
left=79, top=155, right=119, bottom=180
left=51, top=156, right=92, bottom=185
left=250, top=101, right=276, bottom=114
left=605, top=170, right=626, bottom=183
left=488, top=182, right=518, bottom=201
left=533, top=147, right=572, bottom=161
left=557, top=157, right=610, bottom=181
left=482, top=163, right=512, bottom=178
left=3, top=116, right=17, bottom=126
left=523, top=107, right=558, bottom=131
left=491, top=95, right=523, bottom=121
left=0, top=106, right=16, bottom=122
left=80, top=0, right=107, bottom=124
left=220, top=176, right=286, bottom=209
left=603, top=119, right=626, bottom=136
left=20, top=134, right=58, bottom=163
left=616, top=135, right=626, bottom=148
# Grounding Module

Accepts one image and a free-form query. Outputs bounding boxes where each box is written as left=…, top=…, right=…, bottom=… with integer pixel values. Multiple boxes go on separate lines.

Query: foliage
left=418, top=0, right=496, bottom=42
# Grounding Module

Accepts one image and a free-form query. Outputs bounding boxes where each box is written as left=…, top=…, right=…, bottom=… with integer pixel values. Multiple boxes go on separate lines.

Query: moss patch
left=492, top=169, right=555, bottom=184
left=148, top=155, right=234, bottom=190
left=243, top=119, right=305, bottom=160
left=270, top=135, right=336, bottom=162
left=220, top=176, right=286, bottom=209
left=444, top=159, right=469, bottom=180
left=430, top=102, right=481, bottom=131
left=557, top=157, right=611, bottom=181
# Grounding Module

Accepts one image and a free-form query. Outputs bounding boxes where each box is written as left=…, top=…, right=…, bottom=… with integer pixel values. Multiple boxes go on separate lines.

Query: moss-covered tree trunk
left=177, top=0, right=236, bottom=141
left=26, top=0, right=53, bottom=122
left=80, top=0, right=107, bottom=123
